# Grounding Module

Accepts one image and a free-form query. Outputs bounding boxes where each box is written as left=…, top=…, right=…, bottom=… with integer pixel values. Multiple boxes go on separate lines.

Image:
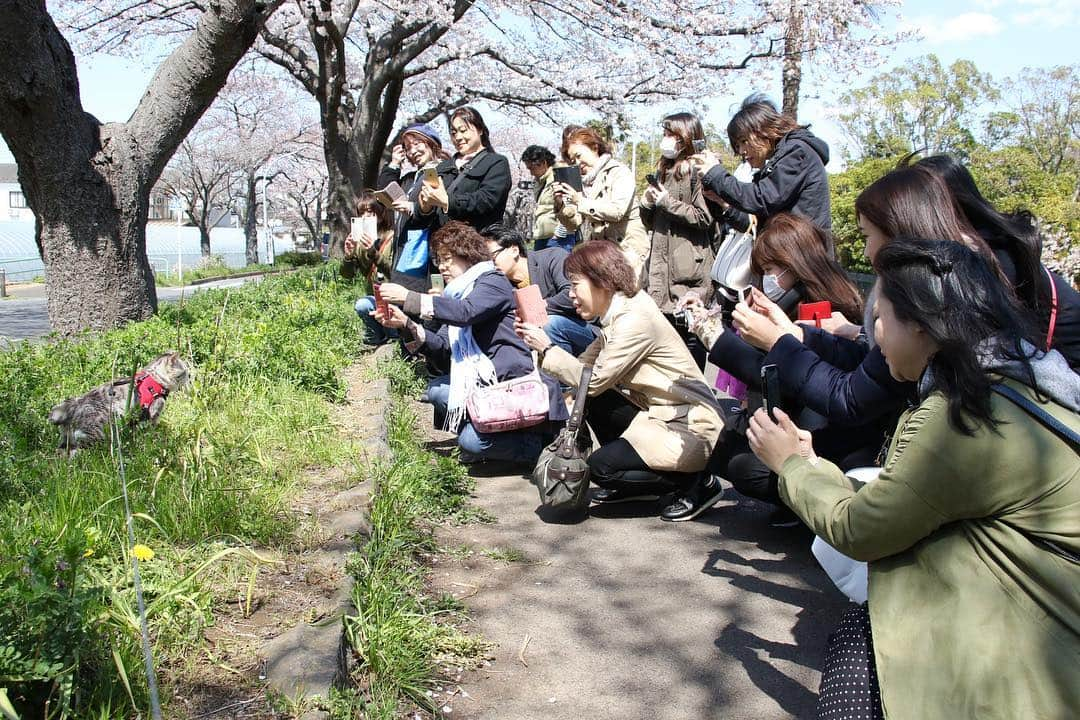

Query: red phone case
left=513, top=285, right=549, bottom=327
left=373, top=283, right=390, bottom=316
left=798, top=300, right=832, bottom=328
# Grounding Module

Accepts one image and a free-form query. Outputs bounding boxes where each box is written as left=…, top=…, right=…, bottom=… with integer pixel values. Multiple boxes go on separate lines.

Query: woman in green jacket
left=749, top=238, right=1079, bottom=720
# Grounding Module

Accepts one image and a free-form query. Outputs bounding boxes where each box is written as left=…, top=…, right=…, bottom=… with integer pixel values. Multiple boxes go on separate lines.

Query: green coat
left=780, top=378, right=1079, bottom=720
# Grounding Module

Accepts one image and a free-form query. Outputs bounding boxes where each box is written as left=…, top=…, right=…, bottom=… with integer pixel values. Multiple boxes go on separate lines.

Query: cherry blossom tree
left=158, top=136, right=235, bottom=258
left=0, top=0, right=281, bottom=334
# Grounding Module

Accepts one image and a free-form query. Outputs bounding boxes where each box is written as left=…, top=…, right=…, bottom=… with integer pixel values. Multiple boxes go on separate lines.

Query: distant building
left=0, top=163, right=34, bottom=222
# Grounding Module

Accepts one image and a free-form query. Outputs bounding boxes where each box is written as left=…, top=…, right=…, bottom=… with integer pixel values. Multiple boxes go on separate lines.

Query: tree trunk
left=0, top=0, right=278, bottom=335
left=198, top=223, right=212, bottom=257
left=244, top=171, right=259, bottom=264
left=781, top=0, right=804, bottom=120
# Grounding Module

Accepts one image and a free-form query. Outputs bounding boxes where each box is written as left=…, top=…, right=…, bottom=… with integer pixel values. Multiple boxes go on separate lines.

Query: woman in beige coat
left=517, top=241, right=725, bottom=522
left=553, top=127, right=650, bottom=283
left=749, top=238, right=1080, bottom=720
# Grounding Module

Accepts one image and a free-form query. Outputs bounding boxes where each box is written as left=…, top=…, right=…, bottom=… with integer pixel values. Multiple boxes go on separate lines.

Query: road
left=0, top=277, right=255, bottom=344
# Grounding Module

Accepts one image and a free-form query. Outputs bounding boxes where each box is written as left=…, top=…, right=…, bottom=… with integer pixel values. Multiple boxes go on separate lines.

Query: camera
left=673, top=309, right=689, bottom=329
left=693, top=138, right=707, bottom=153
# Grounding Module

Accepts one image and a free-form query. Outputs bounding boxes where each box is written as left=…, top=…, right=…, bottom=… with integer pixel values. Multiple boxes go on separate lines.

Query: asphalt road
left=0, top=277, right=254, bottom=345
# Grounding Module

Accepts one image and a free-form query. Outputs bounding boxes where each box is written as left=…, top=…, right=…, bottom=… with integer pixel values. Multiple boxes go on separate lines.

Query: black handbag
left=531, top=365, right=593, bottom=509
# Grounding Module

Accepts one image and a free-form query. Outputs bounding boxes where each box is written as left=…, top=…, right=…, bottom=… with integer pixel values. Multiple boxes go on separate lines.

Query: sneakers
left=660, top=476, right=726, bottom=522
left=591, top=487, right=661, bottom=504
left=768, top=505, right=802, bottom=528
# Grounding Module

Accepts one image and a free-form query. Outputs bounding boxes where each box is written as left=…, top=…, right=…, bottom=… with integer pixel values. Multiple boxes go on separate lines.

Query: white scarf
left=444, top=260, right=499, bottom=431
left=582, top=154, right=612, bottom=190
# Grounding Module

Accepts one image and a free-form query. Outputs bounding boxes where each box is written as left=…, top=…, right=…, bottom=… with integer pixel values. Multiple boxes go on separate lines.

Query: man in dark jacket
left=484, top=225, right=596, bottom=356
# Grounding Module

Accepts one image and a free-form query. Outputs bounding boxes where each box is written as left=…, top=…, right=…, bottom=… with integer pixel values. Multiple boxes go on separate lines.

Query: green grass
left=153, top=251, right=323, bottom=287
left=340, top=355, right=491, bottom=718
left=0, top=263, right=366, bottom=718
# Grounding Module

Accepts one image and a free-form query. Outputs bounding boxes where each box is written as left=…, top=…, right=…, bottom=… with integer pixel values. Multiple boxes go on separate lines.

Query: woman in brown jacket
left=517, top=241, right=725, bottom=521
left=641, top=112, right=715, bottom=368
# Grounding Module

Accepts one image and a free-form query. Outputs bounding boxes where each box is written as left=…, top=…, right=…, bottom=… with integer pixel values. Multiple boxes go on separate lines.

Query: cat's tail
left=48, top=402, right=71, bottom=424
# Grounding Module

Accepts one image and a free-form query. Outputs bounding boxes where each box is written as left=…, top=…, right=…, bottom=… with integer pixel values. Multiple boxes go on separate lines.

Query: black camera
left=673, top=309, right=689, bottom=329
left=692, top=138, right=707, bottom=153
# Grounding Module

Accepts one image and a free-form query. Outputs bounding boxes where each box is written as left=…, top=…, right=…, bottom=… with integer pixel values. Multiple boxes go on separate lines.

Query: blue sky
left=2, top=0, right=1077, bottom=169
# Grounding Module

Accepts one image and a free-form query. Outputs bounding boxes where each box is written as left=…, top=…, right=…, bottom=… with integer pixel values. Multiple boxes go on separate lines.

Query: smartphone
left=422, top=164, right=440, bottom=186
left=373, top=283, right=390, bottom=316
left=798, top=300, right=833, bottom=329
left=760, top=363, right=782, bottom=421
left=645, top=172, right=660, bottom=189
left=692, top=138, right=707, bottom=153
left=430, top=273, right=445, bottom=292
left=552, top=165, right=583, bottom=193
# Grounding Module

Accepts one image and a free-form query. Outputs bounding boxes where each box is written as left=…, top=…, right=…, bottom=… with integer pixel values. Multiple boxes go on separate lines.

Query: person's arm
left=533, top=179, right=559, bottom=240
left=706, top=197, right=751, bottom=233
left=376, top=164, right=403, bottom=189
left=654, top=173, right=712, bottom=229
left=402, top=273, right=510, bottom=327
left=447, top=154, right=511, bottom=220
left=701, top=144, right=812, bottom=217
left=576, top=164, right=635, bottom=223
left=765, top=337, right=910, bottom=426
left=800, top=325, right=868, bottom=371
left=542, top=250, right=576, bottom=316
left=706, top=329, right=766, bottom=388
left=778, top=396, right=987, bottom=562
left=541, top=312, right=654, bottom=395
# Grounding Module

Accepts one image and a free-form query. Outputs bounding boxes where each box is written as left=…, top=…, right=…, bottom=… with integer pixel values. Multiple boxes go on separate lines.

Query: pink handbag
left=466, top=370, right=549, bottom=433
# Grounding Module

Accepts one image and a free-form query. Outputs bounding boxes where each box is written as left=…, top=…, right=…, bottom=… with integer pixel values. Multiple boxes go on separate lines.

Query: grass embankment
left=332, top=355, right=490, bottom=719
left=0, top=266, right=363, bottom=718
left=154, top=251, right=323, bottom=287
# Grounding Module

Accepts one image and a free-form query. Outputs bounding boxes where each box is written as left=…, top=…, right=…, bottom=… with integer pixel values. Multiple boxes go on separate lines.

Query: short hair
left=565, top=127, right=610, bottom=158
left=520, top=145, right=556, bottom=167
left=564, top=241, right=636, bottom=295
left=448, top=106, right=493, bottom=151
left=561, top=124, right=584, bottom=163
left=355, top=190, right=392, bottom=232
left=432, top=220, right=491, bottom=266
left=486, top=223, right=529, bottom=257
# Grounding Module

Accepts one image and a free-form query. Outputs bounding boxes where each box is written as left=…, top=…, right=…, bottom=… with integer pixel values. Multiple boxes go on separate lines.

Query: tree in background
left=0, top=0, right=282, bottom=334
left=158, top=136, right=235, bottom=258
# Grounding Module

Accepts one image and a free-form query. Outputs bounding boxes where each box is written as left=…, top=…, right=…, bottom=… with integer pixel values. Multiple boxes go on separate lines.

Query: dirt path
left=424, top=412, right=849, bottom=720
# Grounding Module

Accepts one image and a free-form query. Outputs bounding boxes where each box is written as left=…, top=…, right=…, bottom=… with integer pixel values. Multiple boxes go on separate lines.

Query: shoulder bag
left=709, top=214, right=756, bottom=302
left=465, top=353, right=549, bottom=434
left=532, top=365, right=593, bottom=509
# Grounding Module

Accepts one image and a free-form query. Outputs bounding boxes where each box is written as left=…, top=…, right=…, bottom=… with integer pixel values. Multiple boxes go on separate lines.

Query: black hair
left=726, top=93, right=803, bottom=157
left=449, top=106, right=494, bottom=151
left=874, top=237, right=1041, bottom=435
left=915, top=155, right=1048, bottom=323
left=520, top=145, right=556, bottom=167
left=484, top=223, right=529, bottom=257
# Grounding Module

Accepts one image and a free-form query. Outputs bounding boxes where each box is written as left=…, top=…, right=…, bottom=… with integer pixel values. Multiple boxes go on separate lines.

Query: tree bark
left=244, top=170, right=259, bottom=264
left=0, top=0, right=279, bottom=335
left=781, top=0, right=804, bottom=120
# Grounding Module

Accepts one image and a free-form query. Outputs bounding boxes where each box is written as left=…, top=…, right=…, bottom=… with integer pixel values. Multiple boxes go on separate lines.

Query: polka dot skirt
left=816, top=604, right=884, bottom=720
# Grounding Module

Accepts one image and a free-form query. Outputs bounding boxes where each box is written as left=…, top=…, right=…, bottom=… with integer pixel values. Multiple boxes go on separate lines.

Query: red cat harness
left=134, top=372, right=168, bottom=411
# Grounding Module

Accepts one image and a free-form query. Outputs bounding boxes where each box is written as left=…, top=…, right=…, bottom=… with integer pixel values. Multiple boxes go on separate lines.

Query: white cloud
left=1012, top=0, right=1079, bottom=28
left=902, top=12, right=1005, bottom=43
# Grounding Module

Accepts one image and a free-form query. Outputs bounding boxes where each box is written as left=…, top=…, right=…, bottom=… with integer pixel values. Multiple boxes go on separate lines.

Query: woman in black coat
left=692, top=93, right=832, bottom=235
left=375, top=221, right=567, bottom=464
left=417, top=106, right=512, bottom=233
left=375, top=123, right=457, bottom=292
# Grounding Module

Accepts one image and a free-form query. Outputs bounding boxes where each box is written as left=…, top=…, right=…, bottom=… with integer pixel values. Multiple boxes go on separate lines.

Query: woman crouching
left=375, top=221, right=567, bottom=464
left=517, top=241, right=725, bottom=521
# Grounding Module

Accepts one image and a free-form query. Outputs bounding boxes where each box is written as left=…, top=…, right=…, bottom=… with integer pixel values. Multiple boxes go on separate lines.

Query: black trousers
left=584, top=390, right=701, bottom=494
left=709, top=414, right=778, bottom=505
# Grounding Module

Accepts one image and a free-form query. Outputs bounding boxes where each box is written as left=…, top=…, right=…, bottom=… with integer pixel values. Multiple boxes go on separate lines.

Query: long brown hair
left=727, top=94, right=803, bottom=161
left=751, top=213, right=864, bottom=323
left=356, top=190, right=392, bottom=233
left=658, top=112, right=704, bottom=182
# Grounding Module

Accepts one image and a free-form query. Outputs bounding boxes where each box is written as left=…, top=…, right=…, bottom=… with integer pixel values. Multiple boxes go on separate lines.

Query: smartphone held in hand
left=645, top=172, right=661, bottom=189
left=798, top=301, right=832, bottom=328
left=761, top=363, right=782, bottom=421
left=513, top=284, right=549, bottom=327
left=373, top=283, right=390, bottom=317
left=422, top=163, right=440, bottom=187
left=430, top=273, right=445, bottom=292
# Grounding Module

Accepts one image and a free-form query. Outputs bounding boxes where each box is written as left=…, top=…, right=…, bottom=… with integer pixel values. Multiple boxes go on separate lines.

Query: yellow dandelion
left=83, top=548, right=95, bottom=558
left=132, top=544, right=155, bottom=562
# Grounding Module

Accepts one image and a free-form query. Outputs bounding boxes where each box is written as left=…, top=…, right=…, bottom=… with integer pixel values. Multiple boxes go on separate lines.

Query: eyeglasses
left=490, top=247, right=507, bottom=261
left=436, top=255, right=455, bottom=267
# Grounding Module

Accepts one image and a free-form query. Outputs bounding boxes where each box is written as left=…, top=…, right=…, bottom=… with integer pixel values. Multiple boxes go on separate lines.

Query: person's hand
left=392, top=198, right=414, bottom=216
left=514, top=319, right=554, bottom=353
left=732, top=300, right=787, bottom=351
left=553, top=182, right=581, bottom=206
left=357, top=230, right=376, bottom=250
left=703, top=189, right=728, bottom=208
left=343, top=235, right=357, bottom=256
left=747, top=407, right=815, bottom=474
left=390, top=144, right=407, bottom=168
left=642, top=185, right=667, bottom=207
left=747, top=287, right=804, bottom=343
left=373, top=303, right=408, bottom=329
left=419, top=182, right=448, bottom=213
left=814, top=312, right=863, bottom=341
left=377, top=282, right=408, bottom=305
left=675, top=290, right=703, bottom=314
left=689, top=149, right=720, bottom=174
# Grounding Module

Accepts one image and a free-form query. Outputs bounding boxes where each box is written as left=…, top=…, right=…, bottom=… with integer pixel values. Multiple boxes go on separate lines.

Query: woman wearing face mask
left=341, top=190, right=397, bottom=345
left=748, top=238, right=1079, bottom=720
left=376, top=123, right=456, bottom=292
left=692, top=93, right=832, bottom=236
left=678, top=213, right=863, bottom=525
left=553, top=127, right=650, bottom=281
left=639, top=112, right=715, bottom=368
left=417, top=106, right=512, bottom=233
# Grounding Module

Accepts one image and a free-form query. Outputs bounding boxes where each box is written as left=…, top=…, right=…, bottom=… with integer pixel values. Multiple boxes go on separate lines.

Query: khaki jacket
left=640, top=165, right=715, bottom=312
left=540, top=291, right=722, bottom=471
left=558, top=156, right=650, bottom=280
left=780, top=379, right=1080, bottom=720
left=531, top=167, right=558, bottom=241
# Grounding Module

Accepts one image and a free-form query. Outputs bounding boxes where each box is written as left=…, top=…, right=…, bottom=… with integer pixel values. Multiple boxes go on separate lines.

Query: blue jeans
left=544, top=313, right=597, bottom=356
left=534, top=234, right=578, bottom=253
left=425, top=376, right=545, bottom=463
left=354, top=296, right=398, bottom=346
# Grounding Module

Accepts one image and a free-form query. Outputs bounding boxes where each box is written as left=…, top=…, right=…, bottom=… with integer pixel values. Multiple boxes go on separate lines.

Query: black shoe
left=661, top=476, right=725, bottom=522
left=768, top=505, right=801, bottom=528
left=591, top=487, right=661, bottom=504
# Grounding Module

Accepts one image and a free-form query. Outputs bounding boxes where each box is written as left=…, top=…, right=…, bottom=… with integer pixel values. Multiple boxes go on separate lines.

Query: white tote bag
left=811, top=466, right=880, bottom=604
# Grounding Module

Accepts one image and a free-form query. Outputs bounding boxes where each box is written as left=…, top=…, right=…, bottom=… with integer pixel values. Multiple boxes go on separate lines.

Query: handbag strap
left=565, top=365, right=593, bottom=434
left=990, top=383, right=1079, bottom=565
left=1043, top=266, right=1058, bottom=352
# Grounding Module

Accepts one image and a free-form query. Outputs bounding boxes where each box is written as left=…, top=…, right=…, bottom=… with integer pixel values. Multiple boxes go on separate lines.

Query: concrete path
left=0, top=277, right=255, bottom=344
left=429, top=434, right=849, bottom=720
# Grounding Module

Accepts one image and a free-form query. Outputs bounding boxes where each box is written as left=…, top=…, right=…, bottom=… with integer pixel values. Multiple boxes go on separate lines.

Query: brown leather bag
left=531, top=365, right=592, bottom=509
